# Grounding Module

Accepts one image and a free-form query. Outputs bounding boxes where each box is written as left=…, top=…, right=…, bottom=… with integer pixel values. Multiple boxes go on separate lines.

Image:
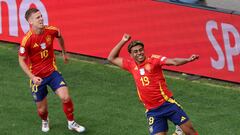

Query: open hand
left=62, top=53, right=69, bottom=64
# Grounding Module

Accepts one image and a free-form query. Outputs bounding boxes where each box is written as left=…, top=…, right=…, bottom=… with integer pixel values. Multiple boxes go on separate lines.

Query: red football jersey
left=18, top=26, right=60, bottom=78
left=122, top=54, right=173, bottom=110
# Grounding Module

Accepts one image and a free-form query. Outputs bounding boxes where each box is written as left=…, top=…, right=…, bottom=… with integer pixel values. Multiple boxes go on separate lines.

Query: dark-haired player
left=108, top=33, right=199, bottom=135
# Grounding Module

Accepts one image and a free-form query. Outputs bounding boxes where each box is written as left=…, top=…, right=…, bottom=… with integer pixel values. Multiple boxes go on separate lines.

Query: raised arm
left=165, top=54, right=199, bottom=66
left=57, top=30, right=68, bottom=63
left=107, top=34, right=131, bottom=67
left=19, top=55, right=42, bottom=85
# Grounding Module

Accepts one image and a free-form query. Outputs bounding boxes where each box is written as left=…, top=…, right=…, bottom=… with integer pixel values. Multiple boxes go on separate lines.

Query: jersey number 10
left=40, top=50, right=49, bottom=59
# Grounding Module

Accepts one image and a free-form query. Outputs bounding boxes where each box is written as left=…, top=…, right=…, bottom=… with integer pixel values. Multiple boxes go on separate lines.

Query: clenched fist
left=122, top=33, right=131, bottom=42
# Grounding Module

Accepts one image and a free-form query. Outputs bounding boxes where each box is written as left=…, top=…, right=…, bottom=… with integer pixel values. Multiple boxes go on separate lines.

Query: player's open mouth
left=39, top=22, right=43, bottom=25
left=138, top=55, right=143, bottom=59
left=137, top=54, right=145, bottom=60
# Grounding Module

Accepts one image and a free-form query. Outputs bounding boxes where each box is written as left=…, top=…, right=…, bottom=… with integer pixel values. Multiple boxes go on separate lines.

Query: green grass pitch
left=0, top=42, right=240, bottom=135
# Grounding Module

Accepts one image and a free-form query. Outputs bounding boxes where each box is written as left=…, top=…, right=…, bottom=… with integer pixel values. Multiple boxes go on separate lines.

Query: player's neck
left=32, top=26, right=44, bottom=34
left=135, top=57, right=146, bottom=65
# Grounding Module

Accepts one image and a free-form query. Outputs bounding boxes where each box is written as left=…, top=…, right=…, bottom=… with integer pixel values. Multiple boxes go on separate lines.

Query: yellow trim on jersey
left=145, top=83, right=183, bottom=113
left=29, top=79, right=32, bottom=88
left=53, top=60, right=58, bottom=71
left=29, top=64, right=32, bottom=72
left=159, top=82, right=182, bottom=108
left=45, top=26, right=59, bottom=37
left=151, top=54, right=161, bottom=59
left=136, top=87, right=143, bottom=101
left=21, top=31, right=32, bottom=47
left=45, top=26, right=58, bottom=31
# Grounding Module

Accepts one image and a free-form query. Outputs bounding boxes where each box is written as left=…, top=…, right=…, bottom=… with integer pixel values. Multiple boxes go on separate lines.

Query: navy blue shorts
left=29, top=71, right=67, bottom=102
left=146, top=99, right=189, bottom=135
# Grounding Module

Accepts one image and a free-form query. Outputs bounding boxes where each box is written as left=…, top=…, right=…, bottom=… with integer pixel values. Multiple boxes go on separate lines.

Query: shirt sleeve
left=151, top=54, right=167, bottom=66
left=53, top=26, right=61, bottom=38
left=18, top=36, right=29, bottom=57
left=55, top=28, right=61, bottom=38
left=122, top=58, right=132, bottom=72
left=47, top=26, right=60, bottom=38
left=159, top=56, right=167, bottom=66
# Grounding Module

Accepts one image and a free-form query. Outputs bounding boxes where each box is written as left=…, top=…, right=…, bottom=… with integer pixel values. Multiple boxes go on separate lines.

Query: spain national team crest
left=40, top=43, right=46, bottom=49
left=139, top=68, right=145, bottom=75
left=46, top=35, right=52, bottom=45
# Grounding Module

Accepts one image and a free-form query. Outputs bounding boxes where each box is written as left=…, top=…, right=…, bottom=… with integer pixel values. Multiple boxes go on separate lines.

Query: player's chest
left=132, top=63, right=157, bottom=78
left=31, top=33, right=53, bottom=45
left=30, top=34, right=53, bottom=50
left=132, top=64, right=161, bottom=87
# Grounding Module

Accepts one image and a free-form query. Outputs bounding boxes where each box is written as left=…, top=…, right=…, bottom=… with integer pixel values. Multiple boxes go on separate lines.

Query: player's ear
left=130, top=52, right=134, bottom=58
left=28, top=17, right=33, bottom=25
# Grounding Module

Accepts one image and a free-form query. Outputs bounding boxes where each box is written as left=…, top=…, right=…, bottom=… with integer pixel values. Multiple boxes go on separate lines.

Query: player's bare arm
left=165, top=54, right=199, bottom=66
left=107, top=33, right=131, bottom=67
left=57, top=31, right=68, bottom=63
left=18, top=55, right=42, bottom=85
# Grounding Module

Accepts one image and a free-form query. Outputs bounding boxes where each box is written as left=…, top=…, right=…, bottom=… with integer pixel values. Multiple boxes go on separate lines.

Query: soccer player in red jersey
left=18, top=8, right=85, bottom=133
left=108, top=34, right=199, bottom=135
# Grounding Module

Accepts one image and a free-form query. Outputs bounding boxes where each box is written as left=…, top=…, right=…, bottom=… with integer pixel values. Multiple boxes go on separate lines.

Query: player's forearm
left=171, top=58, right=191, bottom=66
left=57, top=36, right=66, bottom=54
left=107, top=40, right=126, bottom=62
left=18, top=57, right=35, bottom=79
left=166, top=54, right=199, bottom=66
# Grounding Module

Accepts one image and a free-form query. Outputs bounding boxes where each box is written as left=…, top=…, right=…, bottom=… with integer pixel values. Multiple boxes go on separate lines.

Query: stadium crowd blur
left=169, top=0, right=240, bottom=12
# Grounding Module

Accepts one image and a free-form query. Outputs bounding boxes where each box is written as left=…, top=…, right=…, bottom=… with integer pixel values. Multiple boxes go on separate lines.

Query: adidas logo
left=33, top=43, right=39, bottom=48
left=60, top=81, right=65, bottom=85
left=180, top=116, right=186, bottom=122
left=134, top=66, right=138, bottom=70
